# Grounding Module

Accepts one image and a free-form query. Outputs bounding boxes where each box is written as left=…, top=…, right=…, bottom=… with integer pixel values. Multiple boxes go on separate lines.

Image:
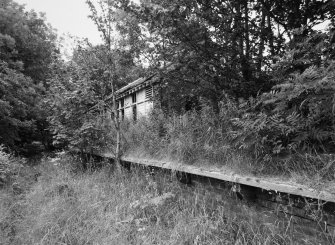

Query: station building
left=116, top=74, right=160, bottom=121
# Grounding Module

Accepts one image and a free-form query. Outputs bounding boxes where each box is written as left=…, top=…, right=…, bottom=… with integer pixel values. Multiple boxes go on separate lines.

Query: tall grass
left=121, top=103, right=240, bottom=165
left=1, top=154, right=332, bottom=244
left=115, top=100, right=335, bottom=184
left=0, top=146, right=39, bottom=245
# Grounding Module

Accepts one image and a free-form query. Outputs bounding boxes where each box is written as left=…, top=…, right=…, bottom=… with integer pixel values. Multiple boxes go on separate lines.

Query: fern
left=230, top=60, right=335, bottom=159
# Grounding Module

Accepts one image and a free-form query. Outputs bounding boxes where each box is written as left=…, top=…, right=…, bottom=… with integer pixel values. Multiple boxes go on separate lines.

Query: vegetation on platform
left=1, top=152, right=334, bottom=244
left=1, top=0, right=335, bottom=244
left=118, top=98, right=335, bottom=186
left=1, top=0, right=335, bottom=183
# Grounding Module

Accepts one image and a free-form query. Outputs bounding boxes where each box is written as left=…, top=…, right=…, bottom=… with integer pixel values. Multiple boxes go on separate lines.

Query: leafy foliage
left=47, top=52, right=109, bottom=151
left=111, top=0, right=334, bottom=107
left=0, top=0, right=57, bottom=83
left=0, top=0, right=58, bottom=153
left=0, top=62, right=38, bottom=149
left=47, top=43, right=144, bottom=152
left=231, top=29, right=335, bottom=159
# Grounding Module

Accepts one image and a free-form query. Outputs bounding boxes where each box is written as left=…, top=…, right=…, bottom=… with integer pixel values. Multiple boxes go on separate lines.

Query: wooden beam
left=99, top=152, right=335, bottom=203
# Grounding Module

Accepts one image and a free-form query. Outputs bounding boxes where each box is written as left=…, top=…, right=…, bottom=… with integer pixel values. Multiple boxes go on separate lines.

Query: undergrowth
left=121, top=103, right=245, bottom=168
left=119, top=103, right=335, bottom=185
left=104, top=62, right=335, bottom=185
left=1, top=153, right=333, bottom=244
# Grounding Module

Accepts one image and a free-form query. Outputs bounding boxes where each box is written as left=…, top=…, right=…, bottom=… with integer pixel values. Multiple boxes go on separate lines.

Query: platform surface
left=98, top=151, right=335, bottom=203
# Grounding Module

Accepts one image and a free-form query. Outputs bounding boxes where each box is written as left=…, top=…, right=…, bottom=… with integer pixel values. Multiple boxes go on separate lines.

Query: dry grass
left=1, top=153, right=334, bottom=244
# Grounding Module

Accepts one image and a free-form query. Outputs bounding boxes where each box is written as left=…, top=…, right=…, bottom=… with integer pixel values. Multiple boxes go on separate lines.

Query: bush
left=231, top=62, right=335, bottom=159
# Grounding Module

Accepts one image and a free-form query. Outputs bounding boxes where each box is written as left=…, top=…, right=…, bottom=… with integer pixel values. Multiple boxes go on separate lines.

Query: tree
left=231, top=27, right=335, bottom=158
left=0, top=0, right=58, bottom=153
left=0, top=61, right=37, bottom=151
left=110, top=0, right=272, bottom=106
left=109, top=0, right=334, bottom=110
left=0, top=0, right=58, bottom=84
left=84, top=0, right=147, bottom=170
left=46, top=53, right=110, bottom=154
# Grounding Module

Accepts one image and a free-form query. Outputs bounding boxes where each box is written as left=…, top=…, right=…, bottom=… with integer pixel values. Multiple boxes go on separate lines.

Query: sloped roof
left=116, top=76, right=153, bottom=94
left=115, top=74, right=158, bottom=100
left=107, top=63, right=179, bottom=101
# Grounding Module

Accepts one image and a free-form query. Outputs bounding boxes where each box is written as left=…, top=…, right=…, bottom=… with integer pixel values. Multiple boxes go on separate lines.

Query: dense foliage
left=44, top=0, right=335, bottom=166
left=2, top=0, right=335, bottom=167
left=47, top=43, right=144, bottom=152
left=232, top=29, right=335, bottom=158
left=85, top=0, right=335, bottom=160
left=2, top=1, right=335, bottom=243
left=115, top=0, right=335, bottom=108
left=0, top=0, right=58, bottom=154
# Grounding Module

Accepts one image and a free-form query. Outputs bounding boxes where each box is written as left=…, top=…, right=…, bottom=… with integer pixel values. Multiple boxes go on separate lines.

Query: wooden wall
left=118, top=85, right=154, bottom=120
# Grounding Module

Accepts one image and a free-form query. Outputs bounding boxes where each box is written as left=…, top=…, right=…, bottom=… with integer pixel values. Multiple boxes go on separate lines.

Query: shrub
left=231, top=62, right=335, bottom=159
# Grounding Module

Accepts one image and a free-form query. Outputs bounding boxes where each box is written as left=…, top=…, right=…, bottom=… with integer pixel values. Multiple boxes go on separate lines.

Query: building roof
left=116, top=75, right=153, bottom=94
left=106, top=63, right=179, bottom=101
left=115, top=74, right=158, bottom=100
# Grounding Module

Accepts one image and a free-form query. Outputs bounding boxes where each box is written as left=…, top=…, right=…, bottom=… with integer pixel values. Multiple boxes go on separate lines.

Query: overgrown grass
left=116, top=103, right=335, bottom=185
left=0, top=147, right=40, bottom=245
left=1, top=153, right=334, bottom=244
left=121, top=105, right=244, bottom=167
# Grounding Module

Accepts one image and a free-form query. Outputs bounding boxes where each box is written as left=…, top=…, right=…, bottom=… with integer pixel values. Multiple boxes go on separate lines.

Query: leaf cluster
left=231, top=57, right=335, bottom=159
left=0, top=0, right=59, bottom=153
left=47, top=43, right=144, bottom=152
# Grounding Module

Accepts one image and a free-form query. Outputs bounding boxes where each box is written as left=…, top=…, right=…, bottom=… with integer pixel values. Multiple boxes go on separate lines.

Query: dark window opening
left=121, top=109, right=125, bottom=121
left=132, top=105, right=137, bottom=121
left=132, top=93, right=137, bottom=103
left=120, top=98, right=124, bottom=108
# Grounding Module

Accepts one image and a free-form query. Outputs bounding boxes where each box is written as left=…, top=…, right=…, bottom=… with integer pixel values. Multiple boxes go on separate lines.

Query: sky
left=15, top=0, right=103, bottom=57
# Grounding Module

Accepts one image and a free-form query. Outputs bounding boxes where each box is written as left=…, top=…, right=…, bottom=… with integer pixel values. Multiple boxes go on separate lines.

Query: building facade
left=116, top=75, right=159, bottom=121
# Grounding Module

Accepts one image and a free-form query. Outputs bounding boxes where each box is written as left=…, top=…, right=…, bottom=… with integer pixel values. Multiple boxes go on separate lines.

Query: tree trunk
left=231, top=1, right=241, bottom=71
left=86, top=0, right=123, bottom=174
left=257, top=5, right=266, bottom=73
left=267, top=15, right=275, bottom=58
left=110, top=71, right=122, bottom=173
left=242, top=0, right=250, bottom=82
left=303, top=0, right=310, bottom=26
left=244, top=0, right=250, bottom=62
left=236, top=2, right=243, bottom=58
